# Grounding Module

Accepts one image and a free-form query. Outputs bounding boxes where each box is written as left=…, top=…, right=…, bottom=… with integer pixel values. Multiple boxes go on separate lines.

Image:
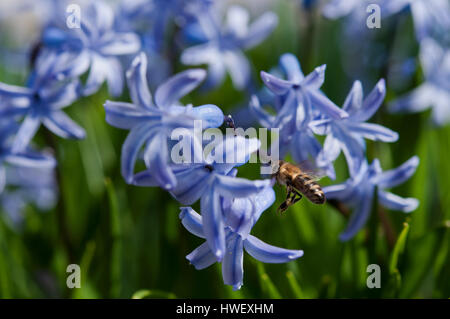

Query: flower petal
left=142, top=132, right=176, bottom=190
left=346, top=122, right=399, bottom=142
left=104, top=101, right=159, bottom=129
left=260, top=71, right=292, bottom=95
left=339, top=185, right=374, bottom=241
left=224, top=50, right=250, bottom=90
left=222, top=234, right=244, bottom=290
left=201, top=186, right=226, bottom=260
left=242, top=11, right=278, bottom=49
left=302, top=65, right=326, bottom=90
left=12, top=114, right=41, bottom=153
left=244, top=235, right=304, bottom=263
left=375, top=156, right=419, bottom=189
left=155, top=69, right=206, bottom=108
left=191, top=104, right=224, bottom=129
left=389, top=83, right=435, bottom=114
left=179, top=207, right=205, bottom=238
left=249, top=95, right=275, bottom=128
left=126, top=52, right=153, bottom=109
left=342, top=80, right=363, bottom=113
left=279, top=53, right=304, bottom=82
left=215, top=175, right=271, bottom=198
left=42, top=111, right=86, bottom=140
left=378, top=190, right=419, bottom=212
left=99, top=32, right=140, bottom=56
left=307, top=89, right=348, bottom=120
left=121, top=123, right=160, bottom=183
left=351, top=79, right=386, bottom=122
left=186, top=242, right=217, bottom=270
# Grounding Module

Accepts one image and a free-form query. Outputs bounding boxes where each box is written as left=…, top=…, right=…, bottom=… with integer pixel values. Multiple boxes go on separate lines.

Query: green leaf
left=131, top=289, right=176, bottom=299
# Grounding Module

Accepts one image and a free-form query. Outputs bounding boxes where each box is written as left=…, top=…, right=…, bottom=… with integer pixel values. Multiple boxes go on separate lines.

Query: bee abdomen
left=294, top=175, right=326, bottom=204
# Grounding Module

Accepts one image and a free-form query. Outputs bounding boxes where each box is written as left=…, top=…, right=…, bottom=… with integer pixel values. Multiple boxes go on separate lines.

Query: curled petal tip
left=289, top=250, right=304, bottom=260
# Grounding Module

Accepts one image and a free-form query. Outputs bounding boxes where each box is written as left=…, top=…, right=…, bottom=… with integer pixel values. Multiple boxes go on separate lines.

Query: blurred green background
left=0, top=0, right=449, bottom=298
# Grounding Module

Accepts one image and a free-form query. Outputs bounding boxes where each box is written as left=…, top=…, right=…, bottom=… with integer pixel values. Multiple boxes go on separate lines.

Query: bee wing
left=297, top=160, right=327, bottom=181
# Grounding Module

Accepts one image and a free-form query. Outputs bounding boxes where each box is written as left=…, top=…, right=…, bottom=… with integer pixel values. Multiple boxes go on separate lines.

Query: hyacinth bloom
left=0, top=120, right=56, bottom=211
left=251, top=53, right=348, bottom=178
left=104, top=52, right=224, bottom=188
left=134, top=136, right=272, bottom=260
left=43, top=1, right=140, bottom=96
left=324, top=156, right=419, bottom=241
left=312, top=79, right=398, bottom=177
left=179, top=185, right=303, bottom=290
left=0, top=51, right=85, bottom=153
left=181, top=5, right=278, bottom=90
left=390, top=38, right=450, bottom=126
left=1, top=164, right=57, bottom=227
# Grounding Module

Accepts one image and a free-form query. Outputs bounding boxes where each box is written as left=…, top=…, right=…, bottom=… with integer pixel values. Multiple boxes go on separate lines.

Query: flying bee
left=272, top=160, right=326, bottom=213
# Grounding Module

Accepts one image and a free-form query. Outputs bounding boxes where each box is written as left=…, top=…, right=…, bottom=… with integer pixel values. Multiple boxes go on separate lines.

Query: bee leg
left=277, top=186, right=293, bottom=214
left=291, top=189, right=303, bottom=204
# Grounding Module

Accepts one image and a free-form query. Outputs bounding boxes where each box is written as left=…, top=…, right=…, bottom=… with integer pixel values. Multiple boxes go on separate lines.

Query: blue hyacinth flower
left=104, top=52, right=224, bottom=188
left=323, top=156, right=419, bottom=241
left=181, top=5, right=278, bottom=90
left=179, top=185, right=303, bottom=290
left=43, top=0, right=140, bottom=96
left=312, top=79, right=398, bottom=177
left=133, top=135, right=271, bottom=260
left=251, top=53, right=348, bottom=178
left=0, top=112, right=56, bottom=228
left=389, top=38, right=450, bottom=126
left=0, top=51, right=85, bottom=153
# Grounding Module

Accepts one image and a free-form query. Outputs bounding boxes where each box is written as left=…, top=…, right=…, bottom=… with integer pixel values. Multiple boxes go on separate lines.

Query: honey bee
left=272, top=160, right=326, bottom=213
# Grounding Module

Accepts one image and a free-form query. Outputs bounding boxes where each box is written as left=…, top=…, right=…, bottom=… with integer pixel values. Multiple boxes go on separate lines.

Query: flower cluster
left=251, top=53, right=418, bottom=241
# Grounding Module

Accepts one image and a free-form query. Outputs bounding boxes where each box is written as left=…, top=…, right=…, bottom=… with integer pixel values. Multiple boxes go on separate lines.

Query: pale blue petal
left=224, top=51, right=250, bottom=90
left=307, top=90, right=348, bottom=119
left=375, top=156, right=419, bottom=189
left=99, top=32, right=140, bottom=55
left=191, top=104, right=224, bottom=129
left=155, top=69, right=206, bottom=108
left=242, top=11, right=278, bottom=49
left=279, top=53, right=304, bottom=82
left=260, top=71, right=291, bottom=95
left=249, top=95, right=275, bottom=128
left=121, top=123, right=160, bottom=183
left=244, top=235, right=304, bottom=263
left=378, top=190, right=419, bottom=212
left=126, top=52, right=153, bottom=109
left=12, top=114, right=41, bottom=153
left=342, top=80, right=363, bottom=113
left=339, top=185, right=374, bottom=241
left=214, top=175, right=271, bottom=198
left=302, top=65, right=326, bottom=90
left=179, top=207, right=205, bottom=238
left=346, top=122, right=398, bottom=142
left=104, top=101, right=160, bottom=129
left=222, top=234, right=244, bottom=290
left=351, top=79, right=386, bottom=122
left=42, top=111, right=86, bottom=139
left=201, top=186, right=226, bottom=260
left=186, top=242, right=217, bottom=270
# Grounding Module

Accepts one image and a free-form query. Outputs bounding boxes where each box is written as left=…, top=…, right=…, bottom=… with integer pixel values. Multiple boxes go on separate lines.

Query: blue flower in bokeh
left=104, top=52, right=224, bottom=188
left=43, top=1, right=140, bottom=96
left=0, top=51, right=85, bottom=153
left=179, top=185, right=303, bottom=290
left=389, top=38, right=450, bottom=126
left=1, top=164, right=57, bottom=228
left=251, top=53, right=348, bottom=178
left=134, top=135, right=271, bottom=260
left=312, top=79, right=398, bottom=176
left=381, top=0, right=450, bottom=42
left=0, top=119, right=56, bottom=225
left=181, top=5, right=278, bottom=90
left=323, top=156, right=419, bottom=241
